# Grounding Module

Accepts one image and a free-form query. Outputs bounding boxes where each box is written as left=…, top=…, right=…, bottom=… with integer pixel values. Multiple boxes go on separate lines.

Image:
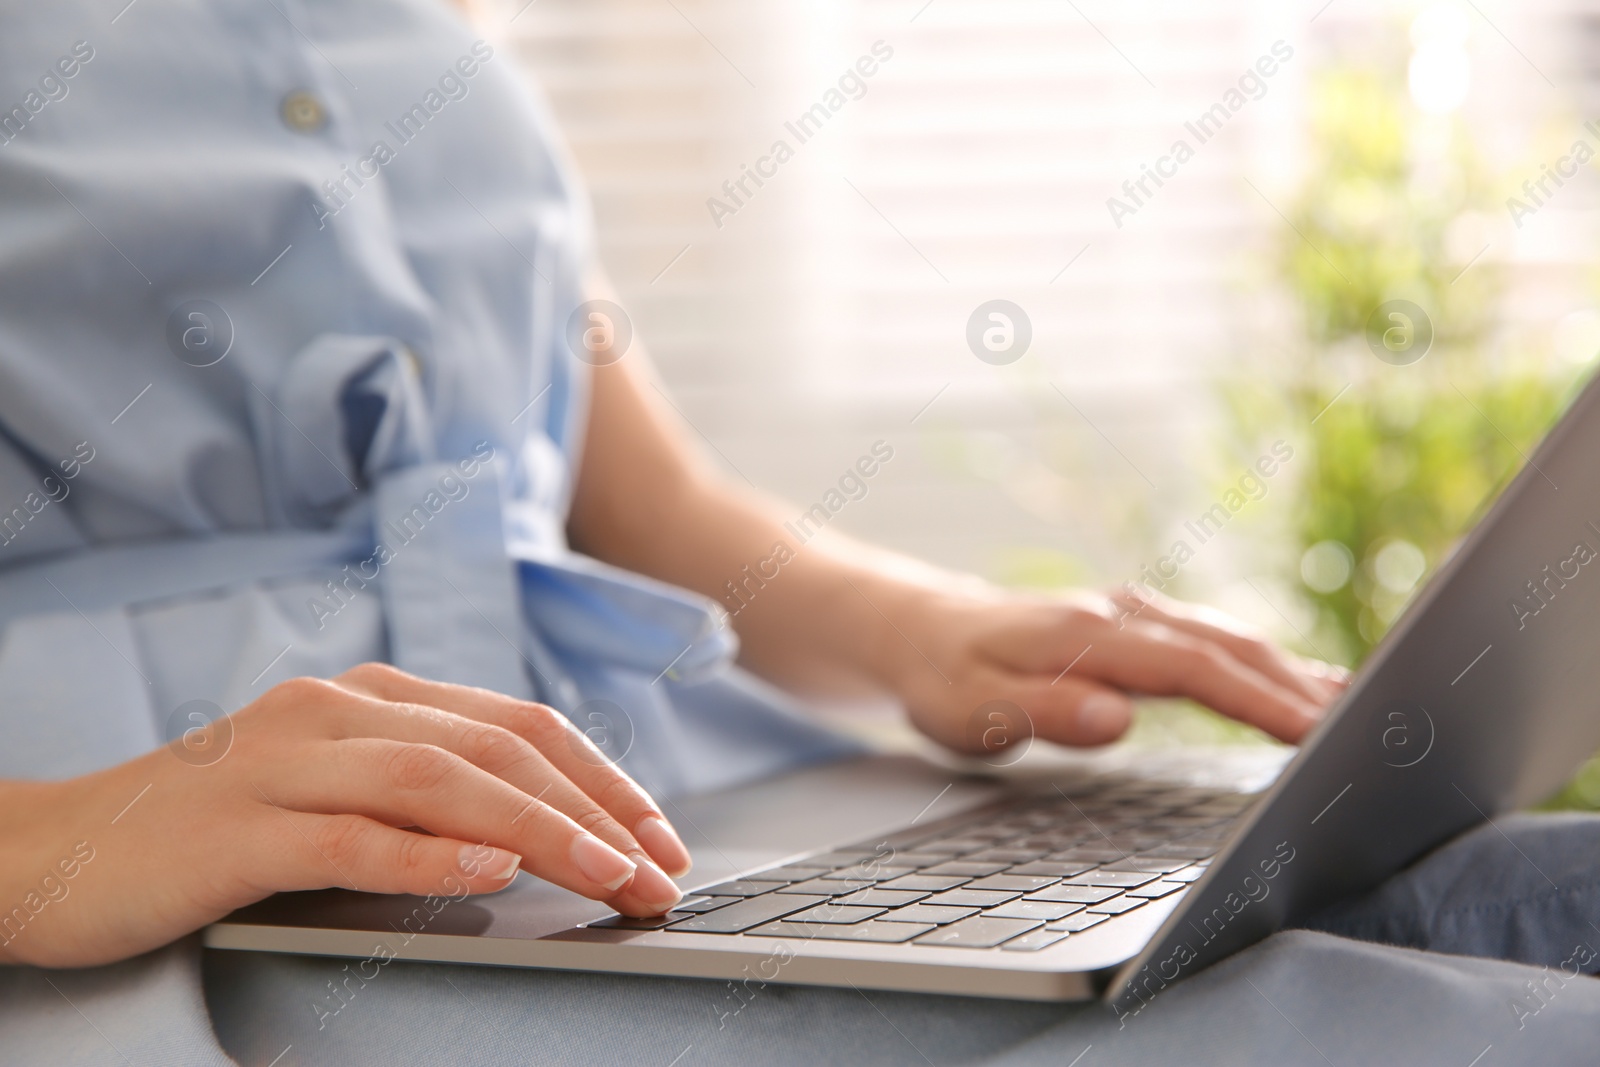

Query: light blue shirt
left=0, top=0, right=856, bottom=798
left=0, top=3, right=859, bottom=1058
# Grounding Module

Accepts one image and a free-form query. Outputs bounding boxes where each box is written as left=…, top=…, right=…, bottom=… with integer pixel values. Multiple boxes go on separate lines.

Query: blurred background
left=490, top=0, right=1600, bottom=800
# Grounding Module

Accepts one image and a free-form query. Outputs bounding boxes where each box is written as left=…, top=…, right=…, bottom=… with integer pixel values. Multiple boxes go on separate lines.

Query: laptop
left=206, top=366, right=1600, bottom=1011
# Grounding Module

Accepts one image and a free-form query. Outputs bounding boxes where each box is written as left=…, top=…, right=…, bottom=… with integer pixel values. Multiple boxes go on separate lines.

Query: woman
left=1, top=1, right=1597, bottom=1063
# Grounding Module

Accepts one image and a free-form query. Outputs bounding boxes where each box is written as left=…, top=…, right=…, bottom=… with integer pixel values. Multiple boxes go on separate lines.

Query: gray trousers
left=11, top=813, right=1600, bottom=1065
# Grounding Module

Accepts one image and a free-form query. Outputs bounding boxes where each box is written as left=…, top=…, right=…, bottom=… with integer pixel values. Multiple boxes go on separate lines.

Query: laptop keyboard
left=587, top=778, right=1256, bottom=952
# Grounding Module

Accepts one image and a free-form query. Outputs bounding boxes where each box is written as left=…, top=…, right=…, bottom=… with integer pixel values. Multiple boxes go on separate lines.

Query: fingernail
left=634, top=814, right=692, bottom=877
left=571, top=833, right=637, bottom=892
left=1311, top=660, right=1351, bottom=684
left=628, top=857, right=684, bottom=913
left=1077, top=693, right=1130, bottom=735
left=465, top=845, right=521, bottom=882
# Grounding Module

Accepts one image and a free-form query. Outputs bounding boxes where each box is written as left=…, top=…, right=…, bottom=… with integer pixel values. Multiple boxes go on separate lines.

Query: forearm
left=0, top=779, right=66, bottom=963
left=566, top=359, right=967, bottom=698
left=618, top=473, right=924, bottom=694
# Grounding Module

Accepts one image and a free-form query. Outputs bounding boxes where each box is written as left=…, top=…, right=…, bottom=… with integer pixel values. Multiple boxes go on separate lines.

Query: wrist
left=0, top=779, right=73, bottom=961
left=848, top=565, right=987, bottom=699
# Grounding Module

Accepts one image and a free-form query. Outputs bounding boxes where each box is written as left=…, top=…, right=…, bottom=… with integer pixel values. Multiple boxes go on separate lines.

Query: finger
left=272, top=738, right=677, bottom=916
left=1107, top=589, right=1336, bottom=707
left=997, top=671, right=1135, bottom=748
left=308, top=690, right=685, bottom=910
left=1311, top=660, right=1353, bottom=697
left=275, top=811, right=523, bottom=898
left=1298, top=669, right=1348, bottom=705
left=335, top=664, right=692, bottom=878
left=1073, top=622, right=1321, bottom=742
left=965, top=603, right=1320, bottom=740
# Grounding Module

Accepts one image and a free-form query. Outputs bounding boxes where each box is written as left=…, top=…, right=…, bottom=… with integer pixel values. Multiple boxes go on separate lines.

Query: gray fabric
left=1304, top=811, right=1600, bottom=967
left=1, top=936, right=230, bottom=1067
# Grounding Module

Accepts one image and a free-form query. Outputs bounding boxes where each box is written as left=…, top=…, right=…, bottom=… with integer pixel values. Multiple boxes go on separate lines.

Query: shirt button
left=281, top=90, right=328, bottom=133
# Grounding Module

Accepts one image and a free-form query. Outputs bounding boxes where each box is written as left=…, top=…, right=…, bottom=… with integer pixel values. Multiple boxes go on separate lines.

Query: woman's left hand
left=875, top=582, right=1347, bottom=755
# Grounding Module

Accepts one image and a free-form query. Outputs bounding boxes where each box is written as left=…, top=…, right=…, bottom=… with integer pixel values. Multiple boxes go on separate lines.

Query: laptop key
left=894, top=851, right=963, bottom=868
left=752, top=865, right=831, bottom=883
left=778, top=877, right=875, bottom=896
left=587, top=911, right=696, bottom=930
left=1054, top=854, right=1133, bottom=868
left=1025, top=884, right=1120, bottom=904
left=803, top=851, right=878, bottom=866
left=781, top=904, right=888, bottom=924
left=1142, top=844, right=1216, bottom=860
left=915, top=916, right=1042, bottom=948
left=1051, top=847, right=1127, bottom=862
left=877, top=874, right=970, bottom=892
left=665, top=894, right=827, bottom=933
left=921, top=838, right=992, bottom=854
left=878, top=904, right=980, bottom=925
left=1164, top=866, right=1207, bottom=883
left=1189, top=799, right=1252, bottom=816
left=1005, top=861, right=1097, bottom=877
left=1164, top=838, right=1222, bottom=857
left=751, top=920, right=934, bottom=943
left=695, top=880, right=786, bottom=897
left=1103, top=858, right=1190, bottom=874
left=964, top=874, right=1060, bottom=892
left=1086, top=895, right=1148, bottom=915
left=1030, top=883, right=1120, bottom=908
left=1125, top=881, right=1187, bottom=900
left=984, top=899, right=1085, bottom=921
left=831, top=889, right=929, bottom=908
left=1009, top=836, right=1072, bottom=850
left=1065, top=870, right=1161, bottom=888
left=1001, top=929, right=1071, bottom=952
left=925, top=888, right=1024, bottom=907
left=964, top=848, right=1046, bottom=863
left=1046, top=912, right=1109, bottom=932
left=920, top=861, right=1009, bottom=877
left=823, top=866, right=917, bottom=881
left=672, top=896, right=738, bottom=914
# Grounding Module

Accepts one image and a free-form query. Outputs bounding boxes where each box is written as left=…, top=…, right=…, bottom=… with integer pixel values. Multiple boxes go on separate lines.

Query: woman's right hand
left=0, top=663, right=692, bottom=968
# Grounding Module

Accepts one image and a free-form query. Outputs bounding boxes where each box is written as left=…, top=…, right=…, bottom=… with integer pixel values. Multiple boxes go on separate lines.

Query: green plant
left=1231, top=65, right=1580, bottom=665
left=1231, top=61, right=1597, bottom=803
